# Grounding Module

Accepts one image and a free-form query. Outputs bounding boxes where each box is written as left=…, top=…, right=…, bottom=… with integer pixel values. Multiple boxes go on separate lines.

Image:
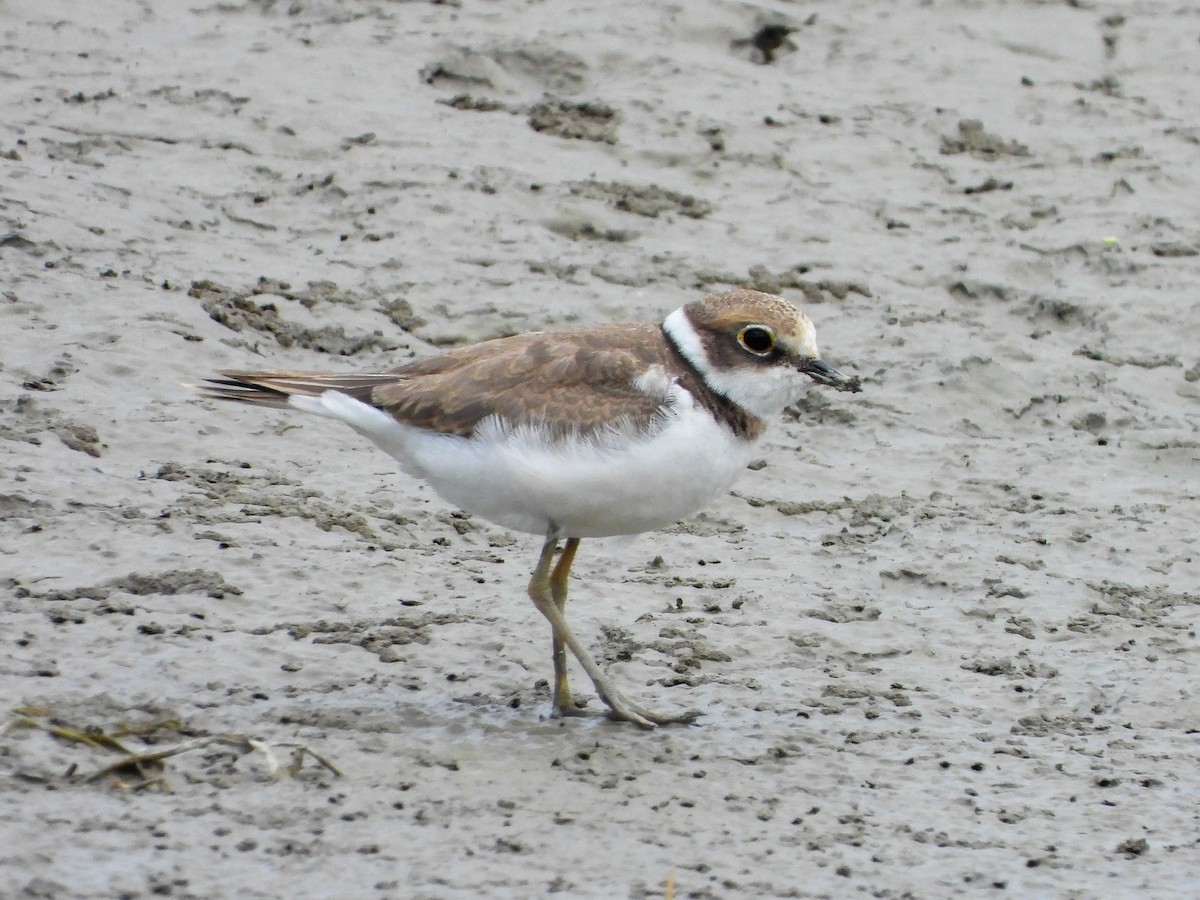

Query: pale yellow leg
left=549, top=537, right=587, bottom=717
left=526, top=529, right=700, bottom=728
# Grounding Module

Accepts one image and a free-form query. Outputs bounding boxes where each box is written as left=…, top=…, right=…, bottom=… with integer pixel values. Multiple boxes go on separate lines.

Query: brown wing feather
left=199, top=323, right=678, bottom=439
left=372, top=323, right=673, bottom=437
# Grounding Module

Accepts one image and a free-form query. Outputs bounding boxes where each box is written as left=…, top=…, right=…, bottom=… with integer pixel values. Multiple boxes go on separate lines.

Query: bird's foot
left=601, top=693, right=701, bottom=729
left=551, top=698, right=594, bottom=719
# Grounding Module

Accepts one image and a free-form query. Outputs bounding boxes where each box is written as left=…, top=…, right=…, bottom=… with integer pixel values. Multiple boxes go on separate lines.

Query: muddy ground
left=2, top=1, right=1198, bottom=897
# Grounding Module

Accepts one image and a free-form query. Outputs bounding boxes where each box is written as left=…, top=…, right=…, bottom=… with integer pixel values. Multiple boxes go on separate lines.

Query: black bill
left=799, top=358, right=862, bottom=393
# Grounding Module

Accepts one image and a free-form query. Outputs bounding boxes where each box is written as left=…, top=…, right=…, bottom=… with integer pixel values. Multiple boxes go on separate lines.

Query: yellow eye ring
left=737, top=325, right=775, bottom=356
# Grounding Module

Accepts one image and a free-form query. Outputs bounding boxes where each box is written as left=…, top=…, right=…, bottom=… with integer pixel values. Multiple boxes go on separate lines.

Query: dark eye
left=738, top=325, right=775, bottom=356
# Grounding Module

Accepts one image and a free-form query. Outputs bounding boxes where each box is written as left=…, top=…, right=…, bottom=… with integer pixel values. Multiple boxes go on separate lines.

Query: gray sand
left=2, top=1, right=1198, bottom=897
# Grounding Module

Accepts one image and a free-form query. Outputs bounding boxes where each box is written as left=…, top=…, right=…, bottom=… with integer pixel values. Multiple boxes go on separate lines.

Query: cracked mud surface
left=2, top=2, right=1198, bottom=898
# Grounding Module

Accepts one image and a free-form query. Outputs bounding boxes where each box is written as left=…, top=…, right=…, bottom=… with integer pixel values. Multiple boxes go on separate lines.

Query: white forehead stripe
left=792, top=312, right=820, bottom=359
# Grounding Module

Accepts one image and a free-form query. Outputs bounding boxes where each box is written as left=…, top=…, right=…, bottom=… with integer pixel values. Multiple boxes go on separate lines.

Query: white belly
left=292, top=390, right=759, bottom=538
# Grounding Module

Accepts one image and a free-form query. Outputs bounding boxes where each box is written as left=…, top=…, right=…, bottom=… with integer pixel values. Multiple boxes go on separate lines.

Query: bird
left=197, top=288, right=860, bottom=728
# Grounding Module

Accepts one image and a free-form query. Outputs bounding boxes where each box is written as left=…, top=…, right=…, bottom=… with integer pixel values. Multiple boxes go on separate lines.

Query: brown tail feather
left=196, top=370, right=402, bottom=408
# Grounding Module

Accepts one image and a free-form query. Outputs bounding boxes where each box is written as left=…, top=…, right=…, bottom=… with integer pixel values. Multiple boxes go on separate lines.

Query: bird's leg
left=548, top=537, right=587, bottom=717
left=526, top=529, right=700, bottom=729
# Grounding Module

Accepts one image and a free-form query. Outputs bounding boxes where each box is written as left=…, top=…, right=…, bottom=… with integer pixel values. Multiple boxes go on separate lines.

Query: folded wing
left=199, top=322, right=678, bottom=441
